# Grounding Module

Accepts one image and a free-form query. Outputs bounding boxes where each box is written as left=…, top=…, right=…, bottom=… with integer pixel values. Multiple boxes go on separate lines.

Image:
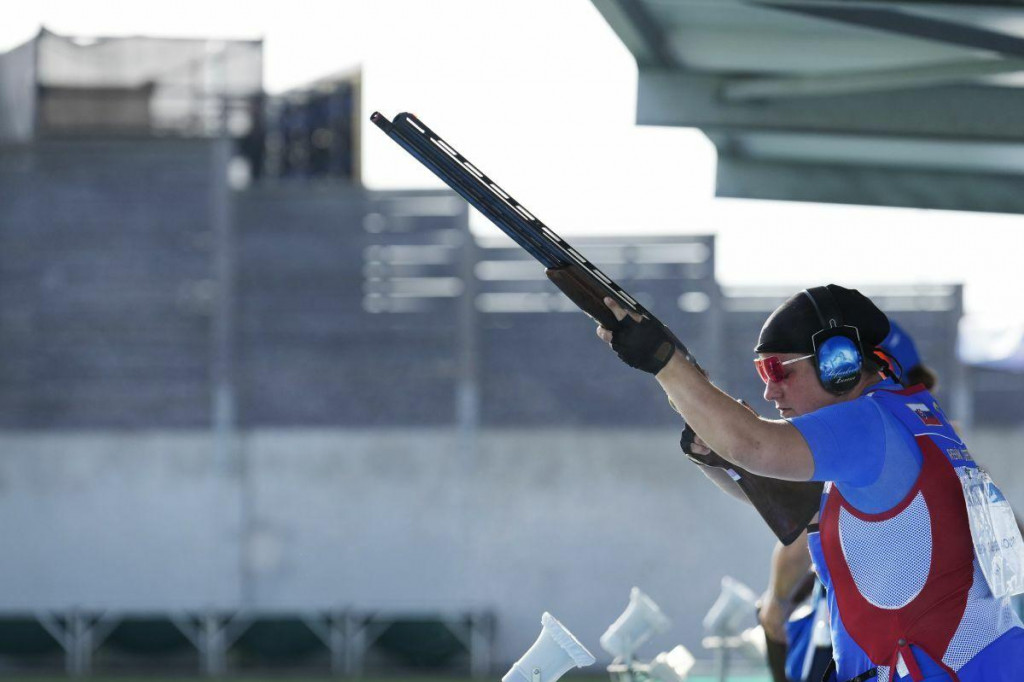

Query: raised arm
left=656, top=353, right=815, bottom=480
left=597, top=299, right=815, bottom=480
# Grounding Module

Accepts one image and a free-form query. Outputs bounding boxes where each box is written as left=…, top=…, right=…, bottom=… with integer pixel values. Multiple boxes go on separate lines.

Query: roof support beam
left=762, top=2, right=1024, bottom=59
left=716, top=155, right=1024, bottom=214
left=723, top=57, right=1024, bottom=101
left=638, top=70, right=1024, bottom=141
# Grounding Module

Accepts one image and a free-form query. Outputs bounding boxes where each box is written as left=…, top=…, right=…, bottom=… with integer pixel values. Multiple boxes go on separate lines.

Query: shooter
left=598, top=285, right=1024, bottom=682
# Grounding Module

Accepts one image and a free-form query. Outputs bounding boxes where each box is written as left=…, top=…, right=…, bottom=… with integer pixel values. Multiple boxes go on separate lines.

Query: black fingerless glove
left=610, top=316, right=677, bottom=374
left=680, top=423, right=731, bottom=468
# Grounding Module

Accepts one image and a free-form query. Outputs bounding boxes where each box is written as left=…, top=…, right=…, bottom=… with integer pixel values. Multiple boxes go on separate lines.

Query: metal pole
left=469, top=613, right=490, bottom=678
left=209, top=105, right=237, bottom=467
left=714, top=646, right=730, bottom=682
left=454, top=209, right=482, bottom=630
left=209, top=88, right=248, bottom=608
left=344, top=613, right=364, bottom=678
left=706, top=236, right=725, bottom=380
left=329, top=612, right=346, bottom=676
left=455, top=209, right=480, bottom=456
left=71, top=610, right=85, bottom=677
left=949, top=285, right=972, bottom=430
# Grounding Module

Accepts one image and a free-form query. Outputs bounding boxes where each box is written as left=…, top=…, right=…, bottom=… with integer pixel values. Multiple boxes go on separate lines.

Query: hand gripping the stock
left=680, top=423, right=730, bottom=469
left=680, top=418, right=824, bottom=546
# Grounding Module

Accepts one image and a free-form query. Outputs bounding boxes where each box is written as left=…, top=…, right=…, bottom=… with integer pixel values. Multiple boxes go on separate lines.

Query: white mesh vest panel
left=837, top=492, right=932, bottom=609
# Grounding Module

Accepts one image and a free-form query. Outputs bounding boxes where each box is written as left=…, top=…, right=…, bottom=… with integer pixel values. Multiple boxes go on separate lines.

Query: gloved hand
left=680, top=424, right=730, bottom=468
left=680, top=399, right=758, bottom=468
left=607, top=314, right=677, bottom=374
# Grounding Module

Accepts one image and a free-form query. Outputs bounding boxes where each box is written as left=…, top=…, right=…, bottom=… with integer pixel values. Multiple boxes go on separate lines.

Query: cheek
left=795, top=377, right=834, bottom=412
left=787, top=372, right=827, bottom=411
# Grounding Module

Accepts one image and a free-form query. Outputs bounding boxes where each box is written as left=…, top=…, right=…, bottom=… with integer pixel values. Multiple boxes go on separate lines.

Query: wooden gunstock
left=545, top=264, right=621, bottom=330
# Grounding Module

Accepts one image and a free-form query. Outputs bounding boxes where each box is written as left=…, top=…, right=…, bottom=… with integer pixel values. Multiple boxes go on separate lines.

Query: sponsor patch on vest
left=907, top=402, right=942, bottom=426
left=946, top=447, right=973, bottom=462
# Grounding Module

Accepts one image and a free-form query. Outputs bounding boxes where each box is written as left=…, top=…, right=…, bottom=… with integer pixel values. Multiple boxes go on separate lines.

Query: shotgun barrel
left=371, top=111, right=654, bottom=332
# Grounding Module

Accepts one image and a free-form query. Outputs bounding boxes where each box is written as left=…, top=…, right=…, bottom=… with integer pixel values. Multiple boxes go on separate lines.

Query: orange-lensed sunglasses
left=754, top=354, right=814, bottom=384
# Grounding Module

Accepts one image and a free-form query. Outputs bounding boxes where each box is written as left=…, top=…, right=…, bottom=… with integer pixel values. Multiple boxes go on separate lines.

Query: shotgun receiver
left=370, top=110, right=821, bottom=544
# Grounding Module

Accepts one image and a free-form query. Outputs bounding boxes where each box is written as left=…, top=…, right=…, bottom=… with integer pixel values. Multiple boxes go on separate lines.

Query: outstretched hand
left=595, top=297, right=643, bottom=344
left=596, top=297, right=677, bottom=375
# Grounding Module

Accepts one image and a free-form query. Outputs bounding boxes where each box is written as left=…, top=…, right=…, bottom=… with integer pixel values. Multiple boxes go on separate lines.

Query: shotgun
left=369, top=111, right=703, bottom=367
left=370, top=110, right=821, bottom=545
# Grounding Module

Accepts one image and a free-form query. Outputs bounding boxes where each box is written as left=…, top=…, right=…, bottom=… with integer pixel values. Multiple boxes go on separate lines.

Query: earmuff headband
left=802, top=286, right=843, bottom=330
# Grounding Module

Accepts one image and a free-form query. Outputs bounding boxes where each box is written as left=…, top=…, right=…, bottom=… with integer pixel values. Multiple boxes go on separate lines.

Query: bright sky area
left=3, top=0, right=1022, bottom=322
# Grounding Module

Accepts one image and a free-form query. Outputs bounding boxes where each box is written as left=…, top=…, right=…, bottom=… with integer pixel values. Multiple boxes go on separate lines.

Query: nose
left=763, top=377, right=782, bottom=403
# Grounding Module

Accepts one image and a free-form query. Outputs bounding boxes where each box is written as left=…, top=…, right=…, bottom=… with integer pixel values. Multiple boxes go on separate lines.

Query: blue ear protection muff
left=802, top=286, right=864, bottom=395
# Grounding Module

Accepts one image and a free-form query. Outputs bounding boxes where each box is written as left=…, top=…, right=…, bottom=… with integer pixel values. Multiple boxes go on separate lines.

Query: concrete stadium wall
left=2, top=425, right=1021, bottom=666
left=0, top=427, right=773, bottom=665
left=0, top=431, right=241, bottom=610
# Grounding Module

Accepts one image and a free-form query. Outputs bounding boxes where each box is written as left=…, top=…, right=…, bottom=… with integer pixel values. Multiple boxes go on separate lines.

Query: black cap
left=755, top=284, right=890, bottom=354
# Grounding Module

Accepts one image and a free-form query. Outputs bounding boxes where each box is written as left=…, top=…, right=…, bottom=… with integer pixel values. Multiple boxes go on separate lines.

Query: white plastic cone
left=702, top=576, right=759, bottom=636
left=599, top=587, right=671, bottom=659
left=648, top=645, right=696, bottom=682
left=502, top=612, right=595, bottom=682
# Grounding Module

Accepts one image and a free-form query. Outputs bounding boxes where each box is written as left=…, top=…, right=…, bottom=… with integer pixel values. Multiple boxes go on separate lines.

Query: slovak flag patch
left=908, top=402, right=942, bottom=426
